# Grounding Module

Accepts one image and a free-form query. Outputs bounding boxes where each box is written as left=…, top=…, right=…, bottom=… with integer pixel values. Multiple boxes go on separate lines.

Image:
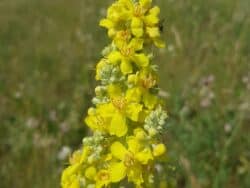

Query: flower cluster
left=61, top=0, right=168, bottom=187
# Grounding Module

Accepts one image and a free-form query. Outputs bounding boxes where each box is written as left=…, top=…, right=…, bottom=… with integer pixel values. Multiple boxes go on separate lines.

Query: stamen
left=112, top=97, right=127, bottom=111
left=120, top=30, right=131, bottom=41
left=124, top=152, right=135, bottom=167
left=121, top=47, right=133, bottom=57
left=98, top=170, right=110, bottom=181
left=134, top=4, right=144, bottom=17
left=141, top=74, right=157, bottom=89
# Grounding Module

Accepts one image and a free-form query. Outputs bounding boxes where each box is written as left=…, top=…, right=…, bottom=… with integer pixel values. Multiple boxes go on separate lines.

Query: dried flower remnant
left=61, top=0, right=168, bottom=187
left=199, top=74, right=215, bottom=108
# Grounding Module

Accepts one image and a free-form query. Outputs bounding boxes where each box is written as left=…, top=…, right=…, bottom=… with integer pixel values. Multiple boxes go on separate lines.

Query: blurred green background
left=0, top=0, right=249, bottom=187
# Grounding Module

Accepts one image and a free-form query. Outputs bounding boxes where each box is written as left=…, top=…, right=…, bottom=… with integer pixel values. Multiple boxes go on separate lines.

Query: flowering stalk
left=61, top=0, right=168, bottom=187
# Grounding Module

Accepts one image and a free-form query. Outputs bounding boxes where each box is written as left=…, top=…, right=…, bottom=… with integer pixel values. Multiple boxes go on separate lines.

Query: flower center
left=98, top=170, right=110, bottom=181
left=112, top=97, right=127, bottom=111
left=95, top=115, right=105, bottom=127
left=141, top=75, right=156, bottom=89
left=124, top=152, right=135, bottom=167
left=121, top=47, right=133, bottom=57
left=134, top=5, right=144, bottom=17
left=119, top=30, right=131, bottom=41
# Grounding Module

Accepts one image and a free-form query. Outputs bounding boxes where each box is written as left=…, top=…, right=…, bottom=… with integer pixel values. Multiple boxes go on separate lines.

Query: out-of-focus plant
left=61, top=0, right=168, bottom=187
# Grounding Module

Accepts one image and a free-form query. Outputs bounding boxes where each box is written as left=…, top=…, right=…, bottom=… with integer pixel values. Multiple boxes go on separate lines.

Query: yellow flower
left=129, top=1, right=165, bottom=47
left=114, top=29, right=132, bottom=47
left=108, top=38, right=149, bottom=75
left=128, top=69, right=160, bottom=109
left=95, top=169, right=112, bottom=188
left=85, top=166, right=97, bottom=180
left=85, top=107, right=110, bottom=133
left=95, top=58, right=107, bottom=80
left=99, top=1, right=130, bottom=37
left=109, top=137, right=153, bottom=186
left=61, top=164, right=81, bottom=188
left=100, top=0, right=165, bottom=48
left=107, top=84, right=143, bottom=137
left=153, top=143, right=166, bottom=157
left=117, top=0, right=158, bottom=38
left=85, top=84, right=143, bottom=137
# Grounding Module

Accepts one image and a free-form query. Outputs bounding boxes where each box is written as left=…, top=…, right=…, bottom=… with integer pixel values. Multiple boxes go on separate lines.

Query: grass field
left=0, top=0, right=249, bottom=187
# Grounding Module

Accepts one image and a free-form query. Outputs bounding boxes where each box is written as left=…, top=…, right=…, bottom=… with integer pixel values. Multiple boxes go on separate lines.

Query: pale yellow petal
left=135, top=148, right=153, bottom=164
left=127, top=136, right=141, bottom=154
left=153, top=143, right=166, bottom=157
left=149, top=6, right=160, bottom=16
left=131, top=28, right=144, bottom=38
left=129, top=38, right=144, bottom=51
left=110, top=113, right=128, bottom=137
left=146, top=27, right=160, bottom=38
left=131, top=17, right=144, bottom=37
left=126, top=87, right=142, bottom=103
left=110, top=162, right=127, bottom=182
left=99, top=19, right=114, bottom=28
left=69, top=179, right=80, bottom=188
left=108, top=51, right=122, bottom=64
left=132, top=53, right=149, bottom=67
left=143, top=92, right=158, bottom=109
left=153, top=37, right=166, bottom=48
left=85, top=166, right=96, bottom=180
left=127, top=166, right=144, bottom=186
left=111, top=141, right=127, bottom=160
left=125, top=103, right=143, bottom=121
left=107, top=84, right=123, bottom=98
left=120, top=59, right=133, bottom=75
left=139, top=0, right=152, bottom=9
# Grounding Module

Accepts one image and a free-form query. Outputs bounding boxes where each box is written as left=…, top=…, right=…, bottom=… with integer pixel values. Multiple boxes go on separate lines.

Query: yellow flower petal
left=119, top=0, right=134, bottom=10
left=146, top=27, right=160, bottom=38
left=139, top=0, right=152, bottom=9
left=127, top=166, right=144, bottom=186
left=96, top=170, right=111, bottom=188
left=129, top=38, right=144, bottom=51
left=69, top=150, right=82, bottom=165
left=149, top=6, right=160, bottom=16
left=69, top=178, right=80, bottom=188
left=135, top=148, right=153, bottom=164
left=127, top=137, right=141, bottom=154
left=144, top=15, right=159, bottom=26
left=131, top=28, right=144, bottom=38
left=108, top=28, right=116, bottom=37
left=153, top=37, right=166, bottom=48
left=107, top=84, right=123, bottom=98
left=126, top=103, right=143, bottom=121
left=153, top=143, right=166, bottom=157
left=126, top=87, right=142, bottom=103
left=97, top=103, right=115, bottom=117
left=110, top=162, right=127, bottom=182
left=108, top=51, right=122, bottom=64
left=131, top=17, right=144, bottom=37
left=110, top=113, right=128, bottom=137
left=61, top=164, right=81, bottom=187
left=99, top=19, right=114, bottom=29
left=85, top=115, right=99, bottom=130
left=134, top=128, right=147, bottom=140
left=144, top=7, right=160, bottom=26
left=85, top=166, right=96, bottom=180
left=128, top=74, right=138, bottom=84
left=120, top=59, right=133, bottom=75
left=143, top=92, right=158, bottom=109
left=111, top=141, right=127, bottom=160
left=132, top=53, right=149, bottom=67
